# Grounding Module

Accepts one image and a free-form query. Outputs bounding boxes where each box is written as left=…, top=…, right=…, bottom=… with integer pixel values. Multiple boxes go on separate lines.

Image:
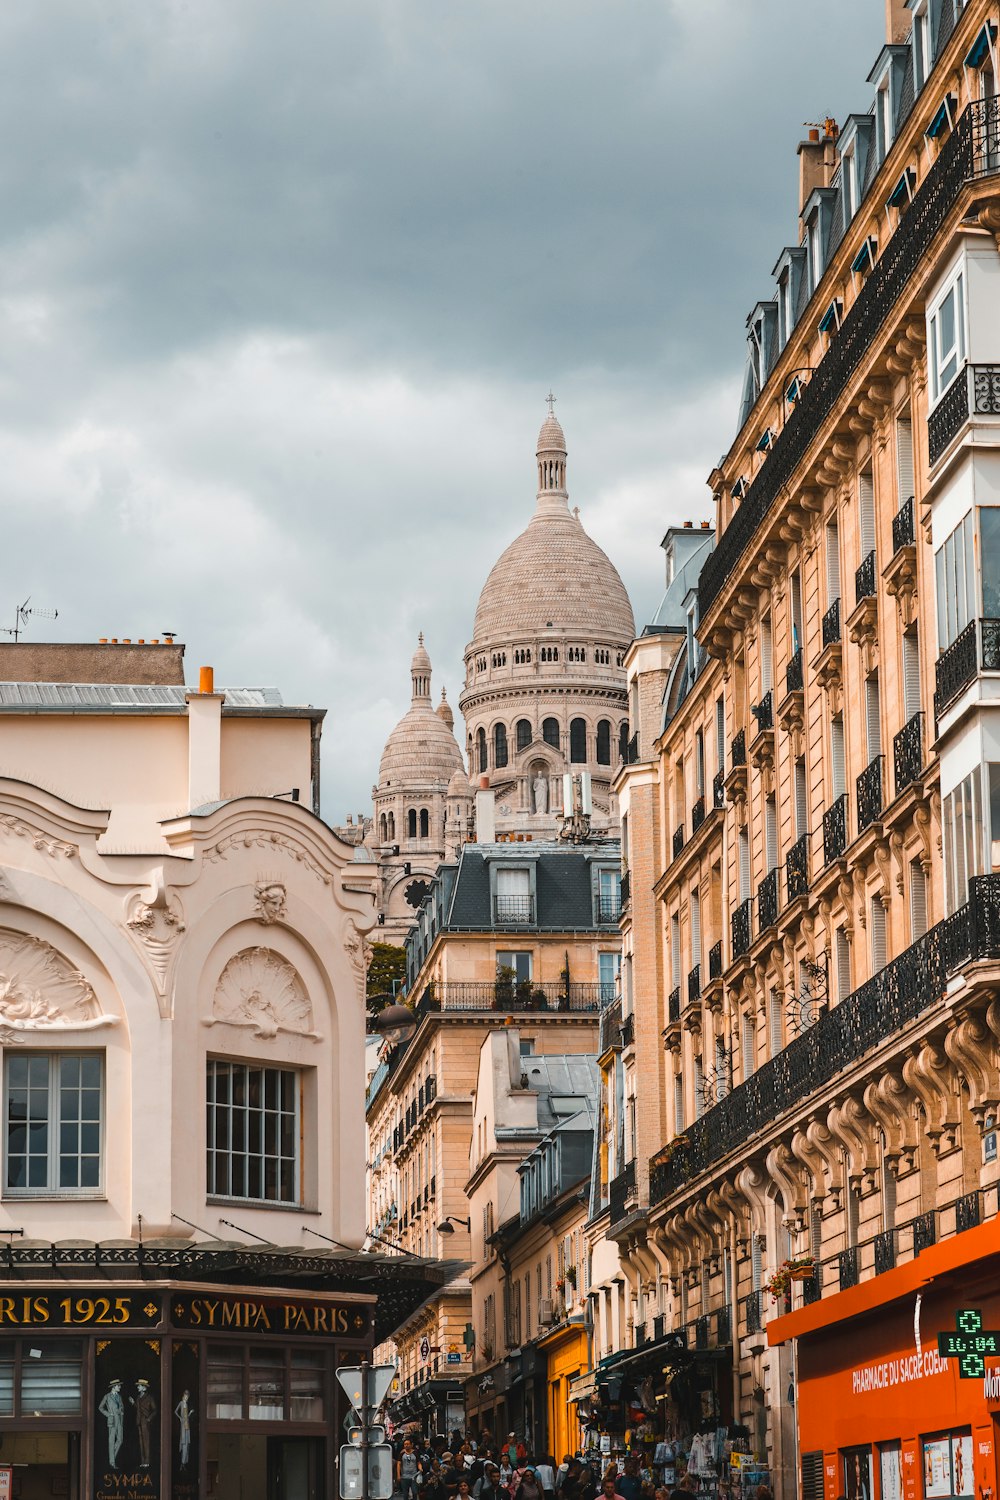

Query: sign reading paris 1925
left=0, top=1291, right=161, bottom=1328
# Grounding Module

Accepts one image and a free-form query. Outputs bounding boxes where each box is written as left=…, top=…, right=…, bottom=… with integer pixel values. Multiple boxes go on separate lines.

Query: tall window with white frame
left=928, top=269, right=966, bottom=406
left=206, top=1059, right=301, bottom=1205
left=4, top=1052, right=103, bottom=1195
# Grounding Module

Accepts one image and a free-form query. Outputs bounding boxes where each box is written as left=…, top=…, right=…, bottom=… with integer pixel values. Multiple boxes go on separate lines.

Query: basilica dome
left=377, top=636, right=465, bottom=789
left=470, top=411, right=635, bottom=647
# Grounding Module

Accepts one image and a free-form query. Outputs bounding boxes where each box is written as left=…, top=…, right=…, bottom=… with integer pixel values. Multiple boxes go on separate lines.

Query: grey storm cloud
left=0, top=0, right=884, bottom=816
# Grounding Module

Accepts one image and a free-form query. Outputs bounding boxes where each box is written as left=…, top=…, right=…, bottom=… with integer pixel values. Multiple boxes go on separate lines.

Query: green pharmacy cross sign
left=937, top=1309, right=1000, bottom=1379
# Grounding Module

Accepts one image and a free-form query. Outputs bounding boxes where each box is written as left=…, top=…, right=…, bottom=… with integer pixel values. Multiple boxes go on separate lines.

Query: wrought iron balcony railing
left=620, top=870, right=631, bottom=909
left=668, top=986, right=681, bottom=1024
left=757, top=868, right=779, bottom=934
left=803, top=1265, right=822, bottom=1305
left=822, top=598, right=842, bottom=648
left=855, top=548, right=877, bottom=605
left=745, top=1290, right=763, bottom=1336
left=874, top=1229, right=896, bottom=1276
left=620, top=1012, right=635, bottom=1048
left=786, top=648, right=804, bottom=696
left=823, top=792, right=848, bottom=864
left=731, top=898, right=752, bottom=959
left=647, top=875, right=1000, bottom=1208
left=699, top=98, right=1000, bottom=622
left=857, top=754, right=884, bottom=833
left=956, top=1190, right=981, bottom=1233
left=713, top=769, right=726, bottom=809
left=688, top=965, right=701, bottom=1004
left=934, top=618, right=1000, bottom=716
left=731, top=729, right=746, bottom=767
left=494, top=894, right=535, bottom=924
left=691, top=796, right=706, bottom=834
left=597, top=894, right=622, bottom=924
left=416, top=981, right=602, bottom=1015
left=717, top=1305, right=732, bottom=1346
left=608, top=1158, right=637, bottom=1226
left=694, top=1314, right=709, bottom=1350
left=913, top=1210, right=936, bottom=1255
left=599, top=998, right=623, bottom=1053
left=928, top=362, right=1000, bottom=465
left=752, top=689, right=773, bottom=734
left=786, top=833, right=809, bottom=902
left=626, top=732, right=640, bottom=764
left=894, top=711, right=924, bottom=797
left=673, top=823, right=685, bottom=859
left=839, top=1246, right=860, bottom=1291
left=892, top=495, right=915, bottom=553
left=708, top=940, right=723, bottom=981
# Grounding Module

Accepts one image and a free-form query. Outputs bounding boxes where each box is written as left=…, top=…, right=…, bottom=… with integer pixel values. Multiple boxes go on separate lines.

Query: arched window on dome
left=542, top=718, right=560, bottom=749
left=516, top=719, right=532, bottom=753
left=619, top=722, right=630, bottom=763
left=379, top=814, right=388, bottom=842
left=494, top=723, right=509, bottom=769
left=477, top=728, right=488, bottom=774
left=387, top=811, right=395, bottom=841
left=407, top=808, right=417, bottom=839
left=420, top=808, right=430, bottom=838
left=570, top=718, right=587, bottom=763
left=596, top=720, right=612, bottom=765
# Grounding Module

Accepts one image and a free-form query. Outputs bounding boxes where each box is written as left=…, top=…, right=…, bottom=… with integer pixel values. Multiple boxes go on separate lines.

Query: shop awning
left=568, top=1371, right=597, bottom=1404
left=767, top=1216, right=1000, bottom=1347
left=0, top=1237, right=467, bottom=1344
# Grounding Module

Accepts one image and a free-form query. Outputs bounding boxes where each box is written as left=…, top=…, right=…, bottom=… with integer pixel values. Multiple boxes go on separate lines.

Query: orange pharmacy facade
left=768, top=1222, right=1000, bottom=1500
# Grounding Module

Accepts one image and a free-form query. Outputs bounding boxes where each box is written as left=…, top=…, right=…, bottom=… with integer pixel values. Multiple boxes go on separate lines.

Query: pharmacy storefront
left=0, top=1244, right=450, bottom=1500
left=768, top=1221, right=1000, bottom=1500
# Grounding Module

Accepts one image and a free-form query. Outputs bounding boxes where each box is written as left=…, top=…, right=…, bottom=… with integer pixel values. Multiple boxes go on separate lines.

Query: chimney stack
left=186, top=665, right=224, bottom=807
left=885, top=0, right=909, bottom=43
left=475, top=776, right=496, bottom=844
left=798, top=121, right=840, bottom=215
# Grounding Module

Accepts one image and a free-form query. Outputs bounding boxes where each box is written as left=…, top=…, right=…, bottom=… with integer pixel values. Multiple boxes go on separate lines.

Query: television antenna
left=0, top=597, right=59, bottom=642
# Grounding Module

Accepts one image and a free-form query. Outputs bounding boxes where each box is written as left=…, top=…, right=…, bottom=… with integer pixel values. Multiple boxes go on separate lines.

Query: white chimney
left=475, top=776, right=495, bottom=844
left=186, top=665, right=225, bottom=807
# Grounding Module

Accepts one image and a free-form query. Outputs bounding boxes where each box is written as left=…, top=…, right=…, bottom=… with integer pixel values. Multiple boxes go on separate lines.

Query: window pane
left=249, top=1353, right=284, bottom=1420
left=207, top=1346, right=244, bottom=1420
left=981, top=508, right=1000, bottom=617
left=206, top=1061, right=299, bottom=1205
left=0, top=1342, right=13, bottom=1416
left=289, top=1352, right=325, bottom=1422
left=22, top=1340, right=83, bottom=1414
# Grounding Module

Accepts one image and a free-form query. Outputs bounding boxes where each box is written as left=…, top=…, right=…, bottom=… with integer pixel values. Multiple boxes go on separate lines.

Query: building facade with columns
left=0, top=640, right=452, bottom=1500
left=608, top=5, right=1000, bottom=1499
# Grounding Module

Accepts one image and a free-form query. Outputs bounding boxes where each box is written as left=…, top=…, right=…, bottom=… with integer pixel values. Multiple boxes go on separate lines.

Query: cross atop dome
left=545, top=390, right=557, bottom=415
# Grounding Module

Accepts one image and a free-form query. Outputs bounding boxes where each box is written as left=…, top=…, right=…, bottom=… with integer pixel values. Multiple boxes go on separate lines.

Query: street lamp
left=436, top=1216, right=471, bottom=1235
left=368, top=995, right=417, bottom=1046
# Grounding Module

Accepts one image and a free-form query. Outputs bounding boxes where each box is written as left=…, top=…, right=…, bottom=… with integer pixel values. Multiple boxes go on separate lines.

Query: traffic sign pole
left=361, top=1358, right=370, bottom=1500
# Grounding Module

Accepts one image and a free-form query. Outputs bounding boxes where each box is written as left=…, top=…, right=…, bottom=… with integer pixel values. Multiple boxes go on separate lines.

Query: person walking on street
left=399, top=1439, right=420, bottom=1500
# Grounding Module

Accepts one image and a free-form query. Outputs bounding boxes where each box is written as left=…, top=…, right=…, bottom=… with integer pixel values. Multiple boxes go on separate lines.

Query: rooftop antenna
left=0, top=597, right=59, bottom=642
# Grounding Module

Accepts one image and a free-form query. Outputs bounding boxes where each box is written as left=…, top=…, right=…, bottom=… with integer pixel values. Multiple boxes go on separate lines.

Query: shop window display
left=843, top=1446, right=873, bottom=1500
left=923, top=1432, right=974, bottom=1500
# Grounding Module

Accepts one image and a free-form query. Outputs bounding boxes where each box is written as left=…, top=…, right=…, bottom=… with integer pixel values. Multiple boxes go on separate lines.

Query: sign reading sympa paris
left=937, top=1309, right=1000, bottom=1379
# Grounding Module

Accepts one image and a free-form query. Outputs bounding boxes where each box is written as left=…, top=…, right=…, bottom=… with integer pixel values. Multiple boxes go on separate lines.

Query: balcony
left=731, top=729, right=746, bottom=767
left=822, top=598, right=842, bottom=648
left=745, top=1290, right=763, bottom=1336
left=620, top=870, right=631, bottom=910
left=892, top=495, right=915, bottom=553
left=708, top=940, right=723, bottom=981
left=928, top=362, right=1000, bottom=465
left=757, top=868, right=779, bottom=935
left=691, top=796, right=706, bottom=834
left=786, top=833, right=809, bottom=902
left=913, top=1210, right=936, bottom=1255
left=751, top=689, right=774, bottom=735
left=599, top=998, right=623, bottom=1053
left=597, top=893, right=622, bottom=924
left=713, top=769, right=726, bottom=809
left=626, top=732, right=640, bottom=765
left=647, top=875, right=1000, bottom=1208
left=874, top=1229, right=896, bottom=1276
left=803, top=1264, right=822, bottom=1305
left=856, top=754, right=884, bottom=833
left=493, top=894, right=535, bottom=924
left=698, top=97, right=1000, bottom=624
left=416, top=981, right=603, bottom=1015
left=687, top=965, right=701, bottom=1004
left=855, top=549, right=876, bottom=605
left=673, top=823, right=685, bottom=859
left=694, top=1314, right=709, bottom=1350
left=668, top=986, right=681, bottom=1024
left=823, top=793, right=848, bottom=864
left=894, top=711, right=924, bottom=797
left=839, top=1246, right=860, bottom=1291
left=934, top=618, right=1000, bottom=716
left=620, top=1011, right=635, bottom=1048
left=731, top=899, right=752, bottom=959
left=956, top=1190, right=981, bottom=1233
left=717, top=1305, right=732, bottom=1346
left=608, top=1159, right=637, bottom=1227
left=785, top=648, right=804, bottom=696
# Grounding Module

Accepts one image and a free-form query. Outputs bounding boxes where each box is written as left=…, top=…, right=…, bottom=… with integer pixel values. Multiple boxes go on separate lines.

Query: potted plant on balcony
left=565, top=1265, right=578, bottom=1289
left=557, top=951, right=572, bottom=1011
left=494, top=965, right=516, bottom=1009
left=652, top=1134, right=690, bottom=1169
left=765, top=1255, right=815, bottom=1302
left=516, top=978, right=534, bottom=1008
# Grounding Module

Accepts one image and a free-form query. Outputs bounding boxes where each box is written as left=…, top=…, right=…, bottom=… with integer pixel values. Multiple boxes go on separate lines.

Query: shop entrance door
left=207, top=1433, right=324, bottom=1499
left=1, top=1432, right=80, bottom=1500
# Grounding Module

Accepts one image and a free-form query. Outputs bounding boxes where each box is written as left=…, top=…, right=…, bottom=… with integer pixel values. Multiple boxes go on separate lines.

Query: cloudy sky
left=0, top=0, right=885, bottom=817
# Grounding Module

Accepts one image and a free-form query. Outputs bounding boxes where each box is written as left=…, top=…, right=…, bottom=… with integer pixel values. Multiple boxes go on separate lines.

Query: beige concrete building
left=608, top=6, right=1000, bottom=1499
left=0, top=639, right=458, bottom=1498
left=458, top=408, right=636, bottom=839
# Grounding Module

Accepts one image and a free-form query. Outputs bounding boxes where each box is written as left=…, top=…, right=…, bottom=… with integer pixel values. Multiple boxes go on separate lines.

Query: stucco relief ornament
left=206, top=947, right=319, bottom=1040
left=125, top=889, right=185, bottom=995
left=253, top=880, right=287, bottom=925
left=0, top=931, right=116, bottom=1036
left=0, top=815, right=76, bottom=859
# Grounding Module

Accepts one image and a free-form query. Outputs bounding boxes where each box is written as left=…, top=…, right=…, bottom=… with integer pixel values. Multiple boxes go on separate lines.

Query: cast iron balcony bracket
left=698, top=98, right=1000, bottom=624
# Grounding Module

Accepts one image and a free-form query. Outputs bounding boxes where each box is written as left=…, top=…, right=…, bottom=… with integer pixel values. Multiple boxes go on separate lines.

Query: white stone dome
left=377, top=637, right=465, bottom=790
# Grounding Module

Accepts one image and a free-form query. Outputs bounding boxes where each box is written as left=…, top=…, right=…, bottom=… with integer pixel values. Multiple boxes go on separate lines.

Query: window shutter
left=693, top=1055, right=704, bottom=1119
left=865, top=674, right=882, bottom=762
left=826, top=521, right=842, bottom=603
left=790, top=570, right=803, bottom=645
left=859, top=471, right=877, bottom=558
left=671, top=913, right=681, bottom=985
left=870, top=896, right=887, bottom=973
left=896, top=416, right=915, bottom=507
left=795, top=759, right=808, bottom=839
left=882, top=1146, right=897, bottom=1231
left=716, top=697, right=725, bottom=772
left=715, top=1036, right=728, bottom=1099
left=673, top=1073, right=684, bottom=1133
left=910, top=859, right=928, bottom=939
left=751, top=1233, right=764, bottom=1292
left=760, top=617, right=773, bottom=692
left=690, top=888, right=702, bottom=971
left=769, top=991, right=783, bottom=1057
left=765, top=797, right=778, bottom=871
left=802, top=1453, right=825, bottom=1500
left=902, top=631, right=922, bottom=721
left=836, top=927, right=852, bottom=1001
left=743, top=1013, right=756, bottom=1078
left=739, top=827, right=751, bottom=900
left=831, top=717, right=846, bottom=798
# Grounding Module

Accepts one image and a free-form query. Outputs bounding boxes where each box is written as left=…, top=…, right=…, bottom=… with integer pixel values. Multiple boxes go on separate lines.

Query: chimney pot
left=479, top=775, right=490, bottom=790
left=808, top=127, right=820, bottom=142
left=99, top=637, right=108, bottom=644
left=199, top=665, right=214, bottom=695
left=683, top=520, right=693, bottom=529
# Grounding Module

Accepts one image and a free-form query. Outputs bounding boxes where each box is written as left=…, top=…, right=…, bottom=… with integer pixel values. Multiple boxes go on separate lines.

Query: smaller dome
left=448, top=768, right=471, bottom=797
left=411, top=632, right=431, bottom=675
left=436, top=687, right=454, bottom=730
left=537, top=413, right=566, bottom=454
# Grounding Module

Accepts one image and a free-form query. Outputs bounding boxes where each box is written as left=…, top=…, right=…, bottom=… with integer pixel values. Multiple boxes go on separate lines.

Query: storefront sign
left=170, top=1292, right=372, bottom=1337
left=0, top=1291, right=160, bottom=1328
left=937, top=1310, right=1000, bottom=1379
left=850, top=1348, right=950, bottom=1394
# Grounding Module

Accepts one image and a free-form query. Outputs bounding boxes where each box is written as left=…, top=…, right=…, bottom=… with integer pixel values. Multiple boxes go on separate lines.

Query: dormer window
left=851, top=238, right=878, bottom=276
left=818, top=299, right=843, bottom=336
left=843, top=145, right=859, bottom=220
left=878, top=80, right=893, bottom=159
left=913, top=1, right=932, bottom=92
left=807, top=217, right=822, bottom=295
left=779, top=274, right=792, bottom=347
